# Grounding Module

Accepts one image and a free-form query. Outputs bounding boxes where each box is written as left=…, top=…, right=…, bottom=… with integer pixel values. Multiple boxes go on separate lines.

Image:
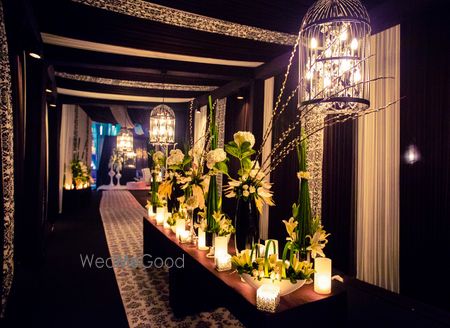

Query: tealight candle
left=215, top=254, right=232, bottom=271
left=156, top=207, right=165, bottom=225
left=256, top=284, right=280, bottom=313
left=175, top=218, right=186, bottom=239
left=314, top=257, right=332, bottom=294
left=197, top=228, right=208, bottom=250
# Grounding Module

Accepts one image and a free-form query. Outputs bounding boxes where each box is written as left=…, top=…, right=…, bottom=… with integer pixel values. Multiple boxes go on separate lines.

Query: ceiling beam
left=194, top=79, right=252, bottom=107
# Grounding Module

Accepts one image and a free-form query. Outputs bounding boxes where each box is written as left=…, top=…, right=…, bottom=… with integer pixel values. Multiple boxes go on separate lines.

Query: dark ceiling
left=30, top=0, right=391, bottom=110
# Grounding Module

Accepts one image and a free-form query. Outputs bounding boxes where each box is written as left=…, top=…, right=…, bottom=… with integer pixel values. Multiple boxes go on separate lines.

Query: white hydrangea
left=206, top=148, right=227, bottom=169
left=167, top=149, right=184, bottom=166
left=233, top=131, right=255, bottom=148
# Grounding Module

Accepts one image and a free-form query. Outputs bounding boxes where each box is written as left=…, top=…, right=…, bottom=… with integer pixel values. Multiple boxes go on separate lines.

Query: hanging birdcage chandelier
left=149, top=104, right=176, bottom=144
left=116, top=128, right=134, bottom=152
left=299, top=0, right=371, bottom=113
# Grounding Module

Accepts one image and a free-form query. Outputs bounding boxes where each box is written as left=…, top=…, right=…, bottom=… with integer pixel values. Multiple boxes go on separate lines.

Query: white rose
left=243, top=190, right=250, bottom=197
left=233, top=131, right=255, bottom=148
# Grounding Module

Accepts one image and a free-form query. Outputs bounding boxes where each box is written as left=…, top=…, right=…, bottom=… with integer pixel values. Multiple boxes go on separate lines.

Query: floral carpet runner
left=99, top=190, right=243, bottom=328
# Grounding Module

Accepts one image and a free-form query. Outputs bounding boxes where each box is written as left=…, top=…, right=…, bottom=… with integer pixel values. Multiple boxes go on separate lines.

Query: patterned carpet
left=99, top=190, right=244, bottom=328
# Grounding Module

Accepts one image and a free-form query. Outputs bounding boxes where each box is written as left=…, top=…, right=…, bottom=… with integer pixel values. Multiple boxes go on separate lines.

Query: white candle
left=198, top=228, right=208, bottom=250
left=179, top=230, right=190, bottom=243
left=156, top=207, right=165, bottom=225
left=163, top=213, right=171, bottom=229
left=147, top=206, right=154, bottom=219
left=314, top=257, right=332, bottom=294
left=215, top=254, right=232, bottom=271
left=214, top=235, right=229, bottom=261
left=256, top=284, right=280, bottom=313
left=176, top=218, right=186, bottom=239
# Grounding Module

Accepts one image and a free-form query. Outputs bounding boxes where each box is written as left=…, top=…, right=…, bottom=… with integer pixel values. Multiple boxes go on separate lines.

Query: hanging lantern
left=149, top=104, right=176, bottom=144
left=299, top=0, right=371, bottom=113
left=117, top=128, right=134, bottom=152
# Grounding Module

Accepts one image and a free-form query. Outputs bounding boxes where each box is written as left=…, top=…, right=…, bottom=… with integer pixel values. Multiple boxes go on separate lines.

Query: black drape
left=47, top=104, right=61, bottom=222
left=322, top=121, right=355, bottom=275
left=399, top=3, right=450, bottom=310
left=222, top=86, right=257, bottom=218
left=268, top=59, right=299, bottom=247
left=81, top=105, right=117, bottom=124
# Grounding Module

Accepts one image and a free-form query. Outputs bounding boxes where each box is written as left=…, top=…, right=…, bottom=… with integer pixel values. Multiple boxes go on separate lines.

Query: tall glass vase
left=234, top=198, right=260, bottom=255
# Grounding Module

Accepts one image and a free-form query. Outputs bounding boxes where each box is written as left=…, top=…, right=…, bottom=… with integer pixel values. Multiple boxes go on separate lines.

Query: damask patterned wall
left=0, top=0, right=15, bottom=317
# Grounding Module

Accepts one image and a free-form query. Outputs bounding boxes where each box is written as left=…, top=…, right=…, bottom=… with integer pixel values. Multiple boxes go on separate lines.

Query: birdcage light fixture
left=149, top=104, right=176, bottom=145
left=116, top=128, right=134, bottom=152
left=299, top=0, right=371, bottom=113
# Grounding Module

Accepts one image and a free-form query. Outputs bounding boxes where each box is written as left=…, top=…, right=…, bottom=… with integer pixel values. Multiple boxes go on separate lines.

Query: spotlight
left=45, top=88, right=52, bottom=93
left=195, top=108, right=201, bottom=113
left=404, top=144, right=420, bottom=165
left=29, top=52, right=41, bottom=59
left=49, top=104, right=56, bottom=108
left=237, top=96, right=244, bottom=100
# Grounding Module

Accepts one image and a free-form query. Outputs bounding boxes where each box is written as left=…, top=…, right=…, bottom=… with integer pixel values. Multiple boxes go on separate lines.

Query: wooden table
left=143, top=217, right=347, bottom=327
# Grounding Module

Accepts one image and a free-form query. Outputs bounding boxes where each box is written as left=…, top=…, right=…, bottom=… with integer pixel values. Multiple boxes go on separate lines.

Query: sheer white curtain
left=260, top=77, right=274, bottom=240
left=58, top=105, right=91, bottom=213
left=194, top=105, right=208, bottom=150
left=356, top=25, right=400, bottom=293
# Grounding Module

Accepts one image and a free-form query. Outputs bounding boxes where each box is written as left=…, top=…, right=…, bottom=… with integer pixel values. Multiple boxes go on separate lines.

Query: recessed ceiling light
left=49, top=104, right=57, bottom=107
left=45, top=88, right=52, bottom=93
left=237, top=96, right=244, bottom=100
left=29, top=52, right=41, bottom=59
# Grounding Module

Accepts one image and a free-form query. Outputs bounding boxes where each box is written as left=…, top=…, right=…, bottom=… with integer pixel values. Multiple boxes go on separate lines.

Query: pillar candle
left=175, top=218, right=186, bottom=239
left=314, top=257, right=332, bottom=294
left=156, top=207, right=165, bottom=225
left=198, top=228, right=208, bottom=250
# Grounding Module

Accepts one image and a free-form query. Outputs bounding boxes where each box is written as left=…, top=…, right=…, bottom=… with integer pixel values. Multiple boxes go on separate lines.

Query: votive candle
left=256, top=284, right=280, bottom=313
left=215, top=254, right=232, bottom=271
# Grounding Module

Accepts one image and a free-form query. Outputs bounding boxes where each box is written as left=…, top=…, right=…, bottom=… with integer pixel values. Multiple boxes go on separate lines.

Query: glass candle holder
left=176, top=218, right=186, bottom=239
left=147, top=206, right=154, bottom=219
left=156, top=207, right=165, bottom=226
left=214, top=235, right=229, bottom=262
left=314, top=257, right=332, bottom=294
left=179, top=230, right=190, bottom=243
left=215, top=254, right=232, bottom=272
left=256, top=284, right=280, bottom=313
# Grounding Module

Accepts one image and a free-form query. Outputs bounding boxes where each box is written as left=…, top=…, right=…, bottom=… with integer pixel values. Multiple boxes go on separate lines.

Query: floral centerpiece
left=282, top=135, right=330, bottom=262
left=224, top=131, right=274, bottom=254
left=158, top=148, right=191, bottom=212
left=70, top=159, right=92, bottom=189
left=147, top=150, right=165, bottom=212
